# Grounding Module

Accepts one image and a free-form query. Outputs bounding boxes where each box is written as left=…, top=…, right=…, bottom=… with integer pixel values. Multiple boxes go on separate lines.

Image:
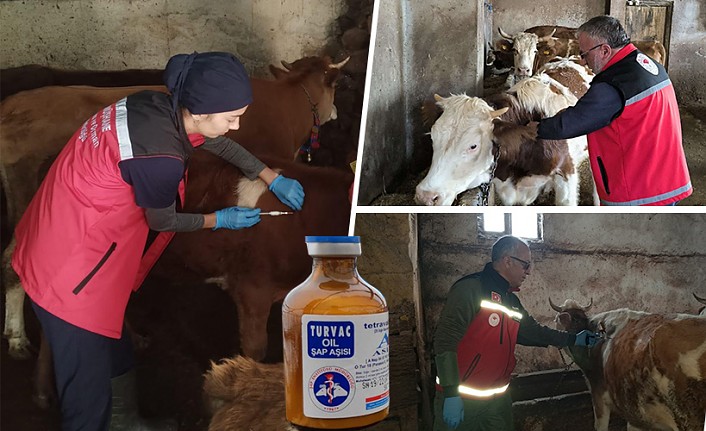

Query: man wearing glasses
left=433, top=235, right=599, bottom=431
left=535, top=15, right=691, bottom=206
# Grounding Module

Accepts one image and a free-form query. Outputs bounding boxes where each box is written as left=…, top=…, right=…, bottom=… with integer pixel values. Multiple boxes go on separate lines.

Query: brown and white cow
left=0, top=55, right=348, bottom=230
left=414, top=75, right=589, bottom=206
left=550, top=298, right=706, bottom=431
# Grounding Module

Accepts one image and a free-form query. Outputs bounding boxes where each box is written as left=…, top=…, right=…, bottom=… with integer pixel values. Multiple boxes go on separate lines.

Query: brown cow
left=154, top=151, right=352, bottom=360
left=3, top=151, right=353, bottom=406
left=0, top=65, right=163, bottom=101
left=0, top=55, right=348, bottom=230
left=203, top=356, right=291, bottom=431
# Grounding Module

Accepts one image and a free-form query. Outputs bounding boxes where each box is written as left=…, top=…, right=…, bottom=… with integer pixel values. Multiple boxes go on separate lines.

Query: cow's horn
left=498, top=27, right=513, bottom=41
left=281, top=60, right=294, bottom=70
left=329, top=56, right=351, bottom=69
left=580, top=298, right=594, bottom=312
left=434, top=93, right=444, bottom=102
left=693, top=292, right=706, bottom=305
left=490, top=107, right=509, bottom=118
left=549, top=297, right=564, bottom=312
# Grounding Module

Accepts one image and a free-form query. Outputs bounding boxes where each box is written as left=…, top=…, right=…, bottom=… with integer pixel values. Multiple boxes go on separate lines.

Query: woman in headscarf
left=11, top=51, right=304, bottom=431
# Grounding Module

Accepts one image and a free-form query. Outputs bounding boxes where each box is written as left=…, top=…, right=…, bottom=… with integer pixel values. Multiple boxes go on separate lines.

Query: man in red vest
left=433, top=236, right=599, bottom=430
left=536, top=16, right=691, bottom=206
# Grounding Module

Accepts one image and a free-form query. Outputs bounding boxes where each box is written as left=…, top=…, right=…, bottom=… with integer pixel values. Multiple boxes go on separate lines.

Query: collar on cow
left=298, top=84, right=321, bottom=163
left=478, top=141, right=501, bottom=206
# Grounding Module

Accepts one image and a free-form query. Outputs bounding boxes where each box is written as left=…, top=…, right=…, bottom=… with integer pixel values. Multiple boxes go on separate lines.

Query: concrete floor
left=369, top=104, right=706, bottom=206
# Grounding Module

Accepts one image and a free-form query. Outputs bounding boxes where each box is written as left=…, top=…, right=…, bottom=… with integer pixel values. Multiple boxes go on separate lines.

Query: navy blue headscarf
left=163, top=52, right=253, bottom=114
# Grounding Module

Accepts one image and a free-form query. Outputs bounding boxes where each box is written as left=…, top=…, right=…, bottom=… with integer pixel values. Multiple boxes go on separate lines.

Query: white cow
left=415, top=75, right=589, bottom=206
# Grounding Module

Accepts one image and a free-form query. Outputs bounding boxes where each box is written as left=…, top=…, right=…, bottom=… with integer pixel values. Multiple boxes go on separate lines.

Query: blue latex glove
left=574, top=330, right=601, bottom=347
left=213, top=206, right=261, bottom=230
left=268, top=175, right=304, bottom=211
left=442, top=396, right=464, bottom=429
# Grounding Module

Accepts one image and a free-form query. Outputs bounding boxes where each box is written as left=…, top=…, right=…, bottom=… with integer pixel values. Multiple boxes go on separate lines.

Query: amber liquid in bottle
left=282, top=256, right=389, bottom=429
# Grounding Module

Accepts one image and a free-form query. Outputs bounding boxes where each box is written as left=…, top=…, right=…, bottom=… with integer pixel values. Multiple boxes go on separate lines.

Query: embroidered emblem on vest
left=636, top=53, right=658, bottom=76
left=488, top=312, right=500, bottom=327
left=491, top=291, right=501, bottom=302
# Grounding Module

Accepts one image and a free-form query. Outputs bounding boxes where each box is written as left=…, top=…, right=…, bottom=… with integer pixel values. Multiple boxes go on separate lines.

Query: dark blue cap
left=163, top=52, right=253, bottom=114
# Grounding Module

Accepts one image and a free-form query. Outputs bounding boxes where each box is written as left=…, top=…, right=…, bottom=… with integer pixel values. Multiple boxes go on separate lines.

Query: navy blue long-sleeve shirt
left=537, top=82, right=623, bottom=140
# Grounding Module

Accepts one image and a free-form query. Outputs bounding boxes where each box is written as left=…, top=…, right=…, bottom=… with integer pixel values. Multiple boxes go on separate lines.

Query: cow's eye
left=469, top=145, right=477, bottom=150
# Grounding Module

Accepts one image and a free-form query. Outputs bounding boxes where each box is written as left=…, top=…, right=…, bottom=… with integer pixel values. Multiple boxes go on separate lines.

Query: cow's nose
left=517, top=67, right=531, bottom=76
left=415, top=189, right=441, bottom=206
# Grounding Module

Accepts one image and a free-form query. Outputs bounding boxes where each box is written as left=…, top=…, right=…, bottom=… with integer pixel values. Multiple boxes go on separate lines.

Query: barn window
left=478, top=213, right=543, bottom=241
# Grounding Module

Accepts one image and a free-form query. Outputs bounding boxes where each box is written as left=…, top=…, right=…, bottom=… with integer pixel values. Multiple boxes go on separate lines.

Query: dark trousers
left=433, top=391, right=514, bottom=431
left=31, top=300, right=134, bottom=431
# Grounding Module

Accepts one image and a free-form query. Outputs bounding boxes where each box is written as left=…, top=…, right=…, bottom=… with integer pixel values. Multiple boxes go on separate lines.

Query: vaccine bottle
left=282, top=236, right=389, bottom=429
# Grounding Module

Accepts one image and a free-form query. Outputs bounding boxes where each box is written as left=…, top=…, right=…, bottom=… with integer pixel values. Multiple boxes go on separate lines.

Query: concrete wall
left=669, top=0, right=706, bottom=106
left=354, top=213, right=421, bottom=430
left=359, top=0, right=485, bottom=205
left=417, top=213, right=706, bottom=373
left=0, top=0, right=344, bottom=77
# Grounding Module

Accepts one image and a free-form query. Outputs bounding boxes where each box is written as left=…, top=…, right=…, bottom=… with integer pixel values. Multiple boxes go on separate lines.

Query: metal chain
left=479, top=146, right=500, bottom=206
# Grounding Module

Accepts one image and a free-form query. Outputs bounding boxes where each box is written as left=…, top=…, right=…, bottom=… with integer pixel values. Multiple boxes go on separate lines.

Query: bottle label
left=301, top=312, right=389, bottom=418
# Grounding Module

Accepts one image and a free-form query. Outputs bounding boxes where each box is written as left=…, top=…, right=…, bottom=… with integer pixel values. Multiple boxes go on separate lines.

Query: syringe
left=262, top=211, right=294, bottom=216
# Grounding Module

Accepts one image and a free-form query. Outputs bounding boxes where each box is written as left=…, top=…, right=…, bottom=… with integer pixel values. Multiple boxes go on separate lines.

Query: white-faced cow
left=415, top=75, right=589, bottom=206
left=550, top=298, right=706, bottom=431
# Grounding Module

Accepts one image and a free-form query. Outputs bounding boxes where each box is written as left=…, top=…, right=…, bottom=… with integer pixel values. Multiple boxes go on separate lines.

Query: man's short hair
left=579, top=15, right=630, bottom=49
left=491, top=236, right=529, bottom=262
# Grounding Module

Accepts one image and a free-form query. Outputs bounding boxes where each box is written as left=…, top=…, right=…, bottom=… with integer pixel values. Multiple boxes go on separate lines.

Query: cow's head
left=694, top=292, right=706, bottom=316
left=550, top=297, right=594, bottom=334
left=499, top=28, right=555, bottom=81
left=268, top=56, right=350, bottom=125
left=415, top=94, right=507, bottom=206
left=487, top=39, right=514, bottom=73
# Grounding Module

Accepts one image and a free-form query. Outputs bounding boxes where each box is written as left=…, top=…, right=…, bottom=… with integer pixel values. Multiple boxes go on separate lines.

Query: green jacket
left=434, top=263, right=575, bottom=397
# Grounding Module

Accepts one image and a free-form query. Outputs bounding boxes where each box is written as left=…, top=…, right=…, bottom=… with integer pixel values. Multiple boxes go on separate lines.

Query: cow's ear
left=324, top=68, right=341, bottom=87
left=490, top=107, right=509, bottom=118
left=496, top=39, right=513, bottom=51
left=269, top=65, right=289, bottom=80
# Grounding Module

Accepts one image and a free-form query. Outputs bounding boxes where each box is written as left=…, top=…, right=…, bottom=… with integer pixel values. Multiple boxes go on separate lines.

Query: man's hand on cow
left=442, top=396, right=464, bottom=429
left=574, top=329, right=601, bottom=347
left=269, top=175, right=305, bottom=211
left=213, top=206, right=261, bottom=230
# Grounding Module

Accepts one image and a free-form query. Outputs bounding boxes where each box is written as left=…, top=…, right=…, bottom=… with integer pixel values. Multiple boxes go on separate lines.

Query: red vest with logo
left=12, top=93, right=199, bottom=338
left=588, top=44, right=691, bottom=205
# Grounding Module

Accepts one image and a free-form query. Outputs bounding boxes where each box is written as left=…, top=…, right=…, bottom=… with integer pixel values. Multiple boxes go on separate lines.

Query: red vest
left=12, top=100, right=198, bottom=338
left=588, top=45, right=691, bottom=205
left=436, top=296, right=522, bottom=398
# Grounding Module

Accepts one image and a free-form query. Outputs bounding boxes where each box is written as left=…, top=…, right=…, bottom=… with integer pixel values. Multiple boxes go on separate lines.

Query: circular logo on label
left=488, top=312, right=500, bottom=327
left=636, top=53, right=658, bottom=75
left=308, top=366, right=356, bottom=412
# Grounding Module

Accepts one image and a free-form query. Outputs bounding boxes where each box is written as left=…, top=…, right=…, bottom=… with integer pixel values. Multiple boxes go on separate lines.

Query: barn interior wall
left=359, top=0, right=485, bottom=205
left=0, top=0, right=344, bottom=77
left=418, top=213, right=706, bottom=374
left=355, top=213, right=420, bottom=430
left=491, top=0, right=604, bottom=35
left=669, top=0, right=706, bottom=106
